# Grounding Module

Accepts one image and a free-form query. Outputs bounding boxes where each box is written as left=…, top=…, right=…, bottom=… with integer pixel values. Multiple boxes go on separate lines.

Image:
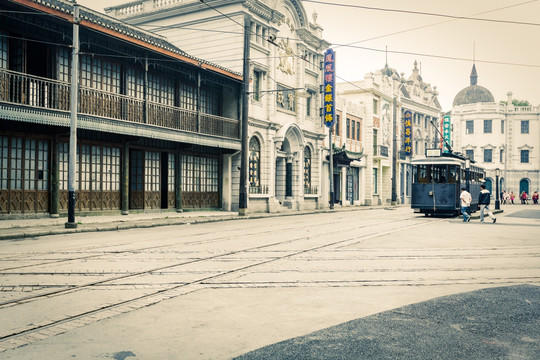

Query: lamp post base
left=65, top=222, right=78, bottom=229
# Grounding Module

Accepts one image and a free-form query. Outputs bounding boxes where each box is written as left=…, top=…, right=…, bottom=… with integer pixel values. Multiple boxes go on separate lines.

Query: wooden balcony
left=0, top=69, right=240, bottom=140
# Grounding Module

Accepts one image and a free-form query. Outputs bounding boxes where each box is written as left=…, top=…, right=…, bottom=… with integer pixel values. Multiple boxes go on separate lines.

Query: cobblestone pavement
left=0, top=205, right=538, bottom=359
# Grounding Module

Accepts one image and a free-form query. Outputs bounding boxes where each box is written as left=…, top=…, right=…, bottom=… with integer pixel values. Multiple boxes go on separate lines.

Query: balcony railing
left=373, top=145, right=389, bottom=158
left=304, top=185, right=318, bottom=195
left=249, top=185, right=269, bottom=194
left=0, top=69, right=240, bottom=140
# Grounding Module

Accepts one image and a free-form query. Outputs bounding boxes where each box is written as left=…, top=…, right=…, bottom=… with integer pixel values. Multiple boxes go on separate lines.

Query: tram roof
left=411, top=155, right=485, bottom=172
left=411, top=156, right=465, bottom=166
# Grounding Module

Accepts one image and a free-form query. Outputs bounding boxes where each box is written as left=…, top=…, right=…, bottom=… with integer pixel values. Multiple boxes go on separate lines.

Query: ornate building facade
left=451, top=65, right=539, bottom=197
left=0, top=0, right=242, bottom=216
left=107, top=0, right=330, bottom=212
left=336, top=61, right=442, bottom=206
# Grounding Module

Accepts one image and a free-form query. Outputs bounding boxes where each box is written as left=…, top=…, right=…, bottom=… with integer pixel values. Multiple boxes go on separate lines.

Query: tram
left=411, top=149, right=486, bottom=216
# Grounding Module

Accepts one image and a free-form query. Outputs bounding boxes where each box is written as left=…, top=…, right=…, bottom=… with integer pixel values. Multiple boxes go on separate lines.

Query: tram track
left=0, top=211, right=394, bottom=272
left=0, top=216, right=420, bottom=308
left=0, top=217, right=430, bottom=346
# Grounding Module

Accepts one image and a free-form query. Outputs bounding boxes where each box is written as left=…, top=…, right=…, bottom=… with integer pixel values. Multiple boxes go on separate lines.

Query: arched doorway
left=485, top=178, right=493, bottom=194
left=274, top=125, right=304, bottom=207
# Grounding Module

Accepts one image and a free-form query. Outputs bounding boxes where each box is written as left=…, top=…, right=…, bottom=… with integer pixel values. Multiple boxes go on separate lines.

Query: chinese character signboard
left=323, top=49, right=335, bottom=128
left=441, top=115, right=451, bottom=153
left=403, top=110, right=412, bottom=156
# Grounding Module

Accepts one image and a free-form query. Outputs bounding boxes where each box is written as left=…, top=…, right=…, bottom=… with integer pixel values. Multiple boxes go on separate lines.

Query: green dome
left=453, top=64, right=494, bottom=106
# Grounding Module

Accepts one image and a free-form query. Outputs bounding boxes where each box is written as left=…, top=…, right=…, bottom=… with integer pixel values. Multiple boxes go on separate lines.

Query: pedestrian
left=478, top=184, right=496, bottom=223
left=510, top=191, right=515, bottom=205
left=503, top=191, right=510, bottom=205
left=532, top=191, right=539, bottom=205
left=520, top=191, right=528, bottom=205
left=460, top=187, right=472, bottom=222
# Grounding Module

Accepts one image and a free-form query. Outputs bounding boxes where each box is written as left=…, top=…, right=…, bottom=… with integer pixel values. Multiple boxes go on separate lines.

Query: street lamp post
left=495, top=168, right=500, bottom=210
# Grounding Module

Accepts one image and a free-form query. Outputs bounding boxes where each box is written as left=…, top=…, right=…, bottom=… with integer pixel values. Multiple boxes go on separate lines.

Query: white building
left=336, top=61, right=442, bottom=206
left=107, top=0, right=330, bottom=212
left=451, top=65, right=540, bottom=198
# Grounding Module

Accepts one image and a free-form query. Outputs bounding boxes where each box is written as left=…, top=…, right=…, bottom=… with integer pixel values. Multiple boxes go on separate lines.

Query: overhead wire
left=333, top=0, right=539, bottom=49
left=303, top=0, right=540, bottom=27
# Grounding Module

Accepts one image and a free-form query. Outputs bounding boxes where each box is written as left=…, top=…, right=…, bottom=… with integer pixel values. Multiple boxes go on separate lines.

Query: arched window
left=304, top=146, right=311, bottom=191
left=249, top=137, right=260, bottom=189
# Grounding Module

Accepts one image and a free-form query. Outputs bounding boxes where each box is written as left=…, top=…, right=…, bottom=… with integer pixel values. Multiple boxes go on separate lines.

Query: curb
left=0, top=205, right=402, bottom=241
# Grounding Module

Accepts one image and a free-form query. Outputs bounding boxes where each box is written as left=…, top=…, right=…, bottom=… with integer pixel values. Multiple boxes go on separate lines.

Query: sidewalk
left=0, top=204, right=509, bottom=241
left=0, top=205, right=387, bottom=241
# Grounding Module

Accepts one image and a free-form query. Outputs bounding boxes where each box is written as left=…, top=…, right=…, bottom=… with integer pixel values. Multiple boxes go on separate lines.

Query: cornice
left=296, top=28, right=330, bottom=50
left=245, top=0, right=275, bottom=21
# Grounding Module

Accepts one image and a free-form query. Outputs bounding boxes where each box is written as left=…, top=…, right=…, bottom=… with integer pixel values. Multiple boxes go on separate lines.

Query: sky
left=77, top=0, right=540, bottom=111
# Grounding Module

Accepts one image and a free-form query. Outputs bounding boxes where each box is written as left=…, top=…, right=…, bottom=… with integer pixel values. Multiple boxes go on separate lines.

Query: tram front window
left=415, top=164, right=451, bottom=184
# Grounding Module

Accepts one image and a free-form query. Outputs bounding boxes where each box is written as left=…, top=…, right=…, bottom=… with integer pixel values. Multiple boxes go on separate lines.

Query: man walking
left=460, top=187, right=472, bottom=222
left=478, top=184, right=497, bottom=223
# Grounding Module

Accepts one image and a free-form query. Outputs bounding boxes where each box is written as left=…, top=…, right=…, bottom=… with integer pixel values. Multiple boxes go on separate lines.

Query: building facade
left=0, top=0, right=242, bottom=216
left=107, top=0, right=330, bottom=212
left=451, top=65, right=540, bottom=198
left=336, top=61, right=442, bottom=206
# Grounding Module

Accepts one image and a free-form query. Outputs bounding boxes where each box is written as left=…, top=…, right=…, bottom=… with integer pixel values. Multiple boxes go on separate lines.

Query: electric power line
left=304, top=0, right=540, bottom=27
left=334, top=0, right=539, bottom=50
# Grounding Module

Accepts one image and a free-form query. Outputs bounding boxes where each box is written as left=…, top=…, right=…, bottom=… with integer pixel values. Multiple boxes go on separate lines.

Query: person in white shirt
left=460, top=187, right=472, bottom=222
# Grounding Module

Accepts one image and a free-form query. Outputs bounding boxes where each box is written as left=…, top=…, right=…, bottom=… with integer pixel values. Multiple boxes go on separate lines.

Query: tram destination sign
left=426, top=148, right=442, bottom=157
left=323, top=48, right=336, bottom=128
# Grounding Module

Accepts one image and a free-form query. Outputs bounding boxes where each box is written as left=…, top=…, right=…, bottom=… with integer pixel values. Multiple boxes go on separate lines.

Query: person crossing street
left=478, top=184, right=497, bottom=223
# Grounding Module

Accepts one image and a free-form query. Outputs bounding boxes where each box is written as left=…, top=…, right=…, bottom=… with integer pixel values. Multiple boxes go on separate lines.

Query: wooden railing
left=0, top=69, right=240, bottom=140
left=0, top=69, right=70, bottom=111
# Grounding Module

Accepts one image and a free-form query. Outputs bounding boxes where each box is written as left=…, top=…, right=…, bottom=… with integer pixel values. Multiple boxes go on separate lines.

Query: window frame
left=521, top=120, right=529, bottom=134
left=483, top=119, right=492, bottom=134
left=483, top=148, right=492, bottom=163
left=520, top=149, right=529, bottom=163
left=466, top=120, right=474, bottom=134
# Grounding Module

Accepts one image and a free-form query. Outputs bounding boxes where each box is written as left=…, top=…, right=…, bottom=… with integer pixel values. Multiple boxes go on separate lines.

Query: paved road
left=0, top=205, right=538, bottom=359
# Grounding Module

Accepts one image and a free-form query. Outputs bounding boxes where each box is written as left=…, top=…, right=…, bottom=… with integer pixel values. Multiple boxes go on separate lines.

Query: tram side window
left=417, top=165, right=431, bottom=183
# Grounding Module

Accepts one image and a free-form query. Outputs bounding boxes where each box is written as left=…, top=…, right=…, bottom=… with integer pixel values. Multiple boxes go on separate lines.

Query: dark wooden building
left=0, top=0, right=242, bottom=216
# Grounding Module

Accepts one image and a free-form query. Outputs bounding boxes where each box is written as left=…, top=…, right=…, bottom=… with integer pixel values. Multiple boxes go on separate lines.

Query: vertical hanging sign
left=442, top=115, right=451, bottom=153
left=323, top=49, right=336, bottom=128
left=403, top=110, right=412, bottom=156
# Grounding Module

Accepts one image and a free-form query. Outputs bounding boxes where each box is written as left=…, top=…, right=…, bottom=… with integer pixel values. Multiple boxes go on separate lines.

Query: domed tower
left=453, top=64, right=494, bottom=106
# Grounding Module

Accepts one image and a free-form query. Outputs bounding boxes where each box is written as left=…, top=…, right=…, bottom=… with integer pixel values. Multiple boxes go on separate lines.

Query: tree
left=512, top=99, right=530, bottom=106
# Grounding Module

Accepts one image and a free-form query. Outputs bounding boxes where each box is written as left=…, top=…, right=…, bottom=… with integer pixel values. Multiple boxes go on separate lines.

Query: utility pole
left=66, top=1, right=79, bottom=229
left=329, top=126, right=334, bottom=209
left=238, top=15, right=251, bottom=216
left=391, top=96, right=398, bottom=205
